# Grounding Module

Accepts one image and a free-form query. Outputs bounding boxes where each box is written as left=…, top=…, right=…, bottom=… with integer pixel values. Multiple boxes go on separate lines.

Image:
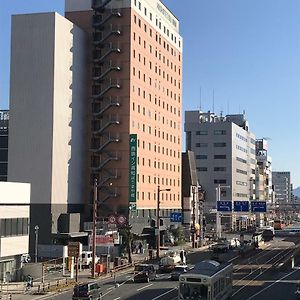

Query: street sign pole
left=216, top=185, right=221, bottom=239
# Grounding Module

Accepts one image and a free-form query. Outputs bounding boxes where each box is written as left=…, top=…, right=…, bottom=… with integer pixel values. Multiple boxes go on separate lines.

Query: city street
left=29, top=236, right=300, bottom=300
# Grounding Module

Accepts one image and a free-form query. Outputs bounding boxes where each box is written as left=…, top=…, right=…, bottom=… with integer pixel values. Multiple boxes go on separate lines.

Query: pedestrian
left=25, top=275, right=33, bottom=291
left=180, top=250, right=186, bottom=264
left=138, top=242, right=143, bottom=254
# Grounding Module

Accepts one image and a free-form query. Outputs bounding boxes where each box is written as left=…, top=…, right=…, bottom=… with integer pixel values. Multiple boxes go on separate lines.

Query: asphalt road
left=38, top=235, right=300, bottom=300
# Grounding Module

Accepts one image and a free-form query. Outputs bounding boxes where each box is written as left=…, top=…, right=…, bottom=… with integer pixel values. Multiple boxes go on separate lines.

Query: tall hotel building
left=65, top=0, right=182, bottom=221
left=8, top=0, right=182, bottom=251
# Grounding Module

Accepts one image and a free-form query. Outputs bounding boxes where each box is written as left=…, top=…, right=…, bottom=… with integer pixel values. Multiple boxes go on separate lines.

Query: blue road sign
left=233, top=201, right=250, bottom=212
left=170, top=212, right=182, bottom=222
left=217, top=201, right=232, bottom=212
left=251, top=201, right=267, bottom=212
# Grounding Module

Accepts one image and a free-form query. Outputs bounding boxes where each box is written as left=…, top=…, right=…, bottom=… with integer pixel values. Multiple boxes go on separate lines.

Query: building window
left=214, top=130, right=226, bottom=135
left=236, top=169, right=247, bottom=175
left=214, top=142, right=226, bottom=147
left=196, top=155, right=207, bottom=159
left=236, top=157, right=247, bottom=164
left=0, top=218, right=29, bottom=237
left=196, top=143, right=208, bottom=147
left=196, top=130, right=208, bottom=135
left=214, top=155, right=226, bottom=159
left=236, top=181, right=247, bottom=186
left=197, top=167, right=208, bottom=172
left=214, top=179, right=227, bottom=184
left=214, top=167, right=226, bottom=172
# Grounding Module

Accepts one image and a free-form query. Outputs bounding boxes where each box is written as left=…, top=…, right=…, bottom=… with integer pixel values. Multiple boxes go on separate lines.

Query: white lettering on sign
left=157, top=2, right=177, bottom=29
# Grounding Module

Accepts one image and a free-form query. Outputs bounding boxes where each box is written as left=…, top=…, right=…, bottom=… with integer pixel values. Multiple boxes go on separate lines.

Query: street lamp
left=156, top=186, right=171, bottom=259
left=34, top=225, right=39, bottom=263
left=215, top=184, right=231, bottom=239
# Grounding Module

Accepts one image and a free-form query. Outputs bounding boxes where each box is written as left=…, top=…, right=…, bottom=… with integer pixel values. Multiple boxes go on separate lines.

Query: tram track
left=232, top=244, right=296, bottom=298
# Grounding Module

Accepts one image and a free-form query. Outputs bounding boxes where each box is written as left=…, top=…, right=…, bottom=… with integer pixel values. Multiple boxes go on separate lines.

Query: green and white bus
left=178, top=260, right=233, bottom=300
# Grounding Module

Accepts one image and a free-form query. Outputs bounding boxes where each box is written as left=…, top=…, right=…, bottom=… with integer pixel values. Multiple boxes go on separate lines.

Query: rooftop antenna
left=227, top=99, right=230, bottom=115
left=212, top=89, right=215, bottom=113
left=199, top=86, right=202, bottom=111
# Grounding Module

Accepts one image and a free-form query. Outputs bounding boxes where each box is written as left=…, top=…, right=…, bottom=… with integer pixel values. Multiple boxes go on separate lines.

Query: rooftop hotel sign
left=157, top=2, right=178, bottom=29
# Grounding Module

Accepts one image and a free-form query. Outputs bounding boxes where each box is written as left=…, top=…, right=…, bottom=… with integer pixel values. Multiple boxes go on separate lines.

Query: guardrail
left=34, top=277, right=75, bottom=295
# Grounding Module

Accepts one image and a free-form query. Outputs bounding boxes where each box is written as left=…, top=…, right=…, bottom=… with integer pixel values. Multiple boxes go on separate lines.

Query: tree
left=170, top=225, right=185, bottom=246
left=119, top=224, right=133, bottom=264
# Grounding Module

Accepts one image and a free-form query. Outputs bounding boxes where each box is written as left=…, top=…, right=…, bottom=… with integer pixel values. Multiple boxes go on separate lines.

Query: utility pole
left=156, top=186, right=171, bottom=259
left=198, top=186, right=205, bottom=247
left=34, top=225, right=39, bottom=263
left=91, top=178, right=98, bottom=278
left=216, top=185, right=221, bottom=239
left=216, top=184, right=231, bottom=239
left=156, top=186, right=161, bottom=259
left=191, top=186, right=196, bottom=248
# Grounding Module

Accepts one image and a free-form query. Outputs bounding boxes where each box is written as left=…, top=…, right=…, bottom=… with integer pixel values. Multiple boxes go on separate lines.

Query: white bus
left=178, top=260, right=233, bottom=300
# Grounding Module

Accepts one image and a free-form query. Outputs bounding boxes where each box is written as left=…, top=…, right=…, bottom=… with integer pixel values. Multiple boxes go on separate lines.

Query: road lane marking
left=151, top=287, right=177, bottom=300
left=246, top=268, right=299, bottom=300
left=136, top=283, right=153, bottom=291
left=228, top=255, right=239, bottom=262
left=113, top=297, right=121, bottom=300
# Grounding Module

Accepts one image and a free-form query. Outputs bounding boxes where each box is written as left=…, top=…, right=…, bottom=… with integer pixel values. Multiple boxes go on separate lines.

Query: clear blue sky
left=1, top=0, right=300, bottom=187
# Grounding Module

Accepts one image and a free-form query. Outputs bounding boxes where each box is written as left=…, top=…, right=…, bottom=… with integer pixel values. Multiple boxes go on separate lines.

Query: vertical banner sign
left=129, top=134, right=137, bottom=211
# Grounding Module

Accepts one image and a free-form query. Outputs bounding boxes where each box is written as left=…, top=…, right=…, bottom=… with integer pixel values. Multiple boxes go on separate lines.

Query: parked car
left=72, top=282, right=102, bottom=300
left=170, top=265, right=189, bottom=280
left=133, top=264, right=156, bottom=283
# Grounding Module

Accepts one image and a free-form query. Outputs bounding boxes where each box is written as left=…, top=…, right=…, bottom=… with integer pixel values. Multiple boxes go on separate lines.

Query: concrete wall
left=0, top=182, right=30, bottom=258
left=8, top=12, right=87, bottom=251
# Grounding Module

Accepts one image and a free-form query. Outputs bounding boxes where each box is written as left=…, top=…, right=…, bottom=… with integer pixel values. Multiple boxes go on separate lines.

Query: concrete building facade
left=185, top=111, right=256, bottom=230
left=0, top=111, right=9, bottom=182
left=8, top=13, right=87, bottom=255
left=0, top=182, right=30, bottom=281
left=255, top=138, right=274, bottom=202
left=272, top=171, right=292, bottom=203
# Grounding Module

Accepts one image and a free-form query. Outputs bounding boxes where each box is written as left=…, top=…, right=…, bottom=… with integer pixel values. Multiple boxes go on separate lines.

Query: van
left=133, top=264, right=156, bottom=283
left=72, top=282, right=102, bottom=300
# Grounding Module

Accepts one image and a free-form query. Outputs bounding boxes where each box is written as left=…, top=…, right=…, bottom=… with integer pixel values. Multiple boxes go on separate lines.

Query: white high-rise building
left=185, top=111, right=256, bottom=230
